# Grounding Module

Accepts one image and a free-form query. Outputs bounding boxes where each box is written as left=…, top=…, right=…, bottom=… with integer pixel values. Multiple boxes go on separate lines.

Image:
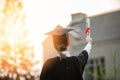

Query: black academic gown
left=40, top=50, right=88, bottom=80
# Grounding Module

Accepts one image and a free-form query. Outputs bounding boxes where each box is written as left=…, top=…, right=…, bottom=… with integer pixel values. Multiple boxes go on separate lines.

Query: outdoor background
left=0, top=0, right=120, bottom=80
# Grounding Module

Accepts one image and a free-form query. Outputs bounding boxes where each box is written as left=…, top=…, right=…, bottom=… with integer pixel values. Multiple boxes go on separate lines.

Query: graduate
left=40, top=25, right=92, bottom=80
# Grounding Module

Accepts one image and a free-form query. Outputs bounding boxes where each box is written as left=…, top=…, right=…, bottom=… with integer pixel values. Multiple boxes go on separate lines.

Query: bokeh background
left=0, top=0, right=120, bottom=80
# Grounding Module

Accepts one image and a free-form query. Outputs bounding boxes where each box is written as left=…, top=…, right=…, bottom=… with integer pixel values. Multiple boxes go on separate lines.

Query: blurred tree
left=0, top=0, right=40, bottom=79
left=0, top=0, right=31, bottom=57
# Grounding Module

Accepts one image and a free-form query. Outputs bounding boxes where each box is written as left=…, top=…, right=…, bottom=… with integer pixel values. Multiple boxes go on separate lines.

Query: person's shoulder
left=45, top=56, right=60, bottom=64
left=67, top=50, right=88, bottom=59
left=43, top=56, right=60, bottom=68
left=47, top=56, right=60, bottom=61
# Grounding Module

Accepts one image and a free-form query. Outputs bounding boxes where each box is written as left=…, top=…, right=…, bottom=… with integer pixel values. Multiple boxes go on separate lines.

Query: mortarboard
left=45, top=25, right=74, bottom=35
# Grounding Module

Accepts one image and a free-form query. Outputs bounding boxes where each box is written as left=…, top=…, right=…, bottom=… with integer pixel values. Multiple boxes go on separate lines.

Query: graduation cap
left=45, top=25, right=74, bottom=35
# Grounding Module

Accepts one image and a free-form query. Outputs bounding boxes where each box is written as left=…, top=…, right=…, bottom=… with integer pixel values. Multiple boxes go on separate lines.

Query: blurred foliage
left=84, top=57, right=106, bottom=80
left=0, top=0, right=40, bottom=79
left=85, top=48, right=120, bottom=80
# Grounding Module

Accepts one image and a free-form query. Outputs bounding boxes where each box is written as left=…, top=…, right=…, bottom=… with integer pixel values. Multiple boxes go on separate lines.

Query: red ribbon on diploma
left=85, top=26, right=90, bottom=35
left=85, top=18, right=90, bottom=37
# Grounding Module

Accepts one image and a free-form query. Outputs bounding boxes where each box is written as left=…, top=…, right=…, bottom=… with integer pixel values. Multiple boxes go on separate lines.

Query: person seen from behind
left=40, top=25, right=93, bottom=80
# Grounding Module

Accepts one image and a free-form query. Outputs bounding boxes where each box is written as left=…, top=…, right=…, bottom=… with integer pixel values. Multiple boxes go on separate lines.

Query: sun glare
left=0, top=0, right=43, bottom=79
left=22, top=0, right=71, bottom=66
left=22, top=0, right=56, bottom=67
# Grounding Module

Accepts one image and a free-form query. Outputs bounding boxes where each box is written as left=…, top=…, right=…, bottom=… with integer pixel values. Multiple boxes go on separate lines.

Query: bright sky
left=21, top=0, right=120, bottom=42
left=1, top=0, right=120, bottom=38
left=0, top=0, right=120, bottom=33
left=22, top=0, right=120, bottom=30
left=0, top=0, right=120, bottom=66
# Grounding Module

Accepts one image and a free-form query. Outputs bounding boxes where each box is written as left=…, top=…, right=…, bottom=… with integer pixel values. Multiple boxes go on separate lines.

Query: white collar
left=61, top=50, right=71, bottom=57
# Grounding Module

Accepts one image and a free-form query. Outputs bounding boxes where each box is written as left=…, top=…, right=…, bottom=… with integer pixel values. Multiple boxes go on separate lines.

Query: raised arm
left=76, top=37, right=93, bottom=74
left=83, top=37, right=92, bottom=55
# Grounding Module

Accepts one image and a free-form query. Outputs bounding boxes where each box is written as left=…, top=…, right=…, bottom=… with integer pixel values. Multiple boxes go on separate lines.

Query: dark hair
left=52, top=33, right=68, bottom=52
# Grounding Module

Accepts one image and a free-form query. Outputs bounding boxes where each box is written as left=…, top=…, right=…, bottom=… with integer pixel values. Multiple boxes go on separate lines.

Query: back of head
left=53, top=33, right=68, bottom=52
left=45, top=25, right=73, bottom=52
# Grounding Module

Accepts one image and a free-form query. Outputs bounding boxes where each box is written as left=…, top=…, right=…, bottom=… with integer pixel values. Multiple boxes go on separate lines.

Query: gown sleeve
left=76, top=43, right=92, bottom=74
left=76, top=50, right=88, bottom=74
